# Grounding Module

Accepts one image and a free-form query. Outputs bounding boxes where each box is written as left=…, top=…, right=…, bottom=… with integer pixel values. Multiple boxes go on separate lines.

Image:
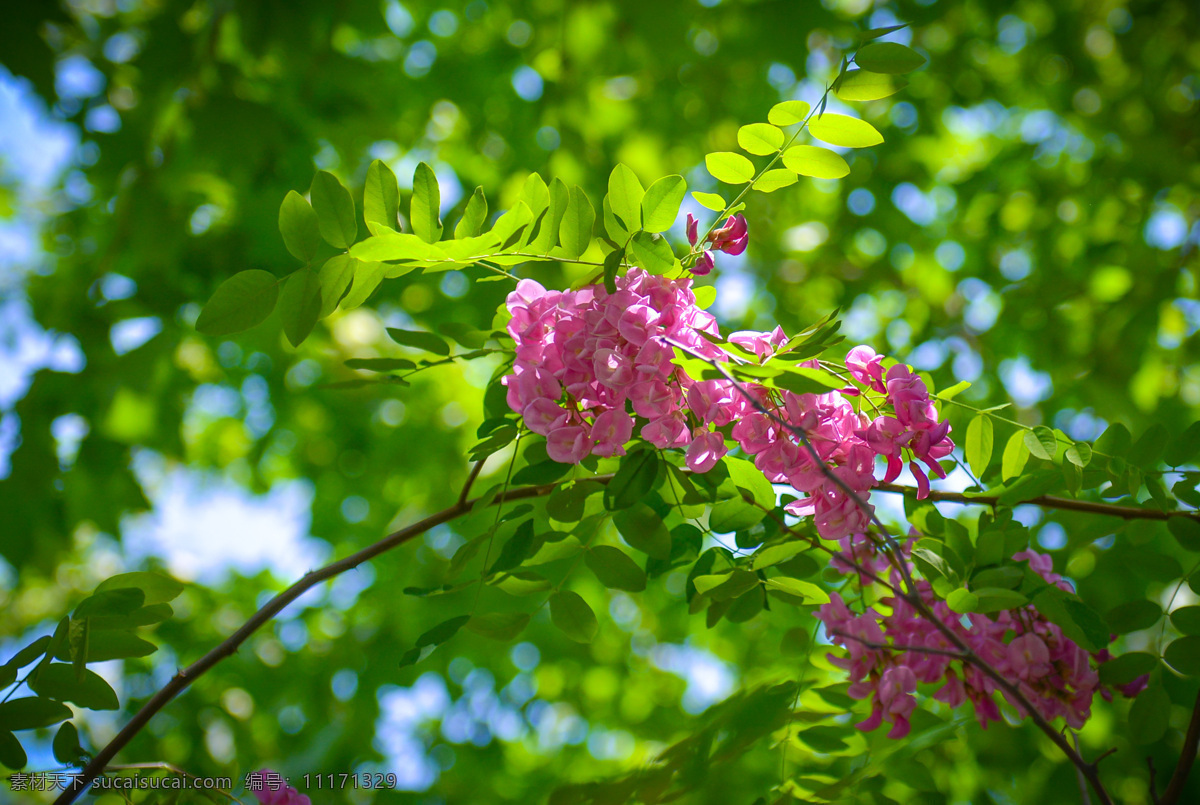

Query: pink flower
left=251, top=771, right=311, bottom=805
left=692, top=250, right=715, bottom=275
left=685, top=430, right=727, bottom=473
left=686, top=213, right=699, bottom=246
left=845, top=345, right=886, bottom=392
left=547, top=425, right=590, bottom=464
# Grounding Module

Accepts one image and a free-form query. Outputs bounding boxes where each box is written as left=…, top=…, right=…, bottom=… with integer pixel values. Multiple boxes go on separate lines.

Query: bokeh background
left=1, top=0, right=1198, bottom=802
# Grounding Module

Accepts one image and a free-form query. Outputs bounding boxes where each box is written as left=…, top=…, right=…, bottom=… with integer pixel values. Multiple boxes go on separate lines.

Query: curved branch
left=874, top=482, right=1200, bottom=524
left=1159, top=689, right=1200, bottom=804
left=53, top=474, right=614, bottom=805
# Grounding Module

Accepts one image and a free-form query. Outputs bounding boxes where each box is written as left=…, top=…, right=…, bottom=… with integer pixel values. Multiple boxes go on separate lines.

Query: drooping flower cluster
left=816, top=548, right=1140, bottom=739
left=503, top=269, right=955, bottom=544
left=504, top=268, right=733, bottom=466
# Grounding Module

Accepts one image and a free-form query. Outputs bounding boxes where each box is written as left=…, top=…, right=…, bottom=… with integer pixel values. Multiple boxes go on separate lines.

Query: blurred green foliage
left=1, top=0, right=1198, bottom=803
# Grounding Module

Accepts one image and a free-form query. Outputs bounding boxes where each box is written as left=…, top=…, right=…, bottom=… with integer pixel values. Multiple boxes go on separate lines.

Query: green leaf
left=521, top=172, right=550, bottom=216
left=549, top=591, right=598, bottom=643
left=0, top=697, right=73, bottom=731
left=417, top=615, right=470, bottom=649
left=1166, top=635, right=1200, bottom=675
left=692, top=191, right=726, bottom=212
left=1001, top=430, right=1030, bottom=481
left=753, top=169, right=798, bottom=193
left=613, top=503, right=671, bottom=560
left=946, top=588, right=979, bottom=613
left=602, top=246, right=624, bottom=294
left=1065, top=442, right=1093, bottom=468
left=709, top=498, right=764, bottom=532
left=768, top=100, right=811, bottom=126
left=1129, top=681, right=1170, bottom=744
left=52, top=721, right=84, bottom=765
left=695, top=571, right=758, bottom=601
left=74, top=588, right=144, bottom=619
left=69, top=618, right=87, bottom=683
left=1098, top=652, right=1158, bottom=685
left=485, top=520, right=534, bottom=576
left=195, top=270, right=280, bottom=336
left=694, top=286, right=717, bottom=309
left=782, top=145, right=851, bottom=179
left=310, top=170, right=357, bottom=248
left=96, top=572, right=185, bottom=606
left=765, top=577, right=830, bottom=604
left=317, top=254, right=355, bottom=317
left=411, top=162, right=444, bottom=243
left=737, top=123, right=785, bottom=156
left=344, top=357, right=416, bottom=372
left=1106, top=600, right=1162, bottom=633
left=558, top=185, right=595, bottom=259
left=1165, top=421, right=1200, bottom=467
left=629, top=231, right=675, bottom=274
left=1024, top=426, right=1057, bottom=461
left=601, top=195, right=629, bottom=245
left=937, top=380, right=972, bottom=400
left=604, top=448, right=660, bottom=510
left=2, top=637, right=51, bottom=672
left=364, top=159, right=400, bottom=232
left=511, top=459, right=571, bottom=486
left=278, top=190, right=321, bottom=262
left=88, top=604, right=173, bottom=631
left=769, top=366, right=844, bottom=395
left=1129, top=423, right=1168, bottom=468
left=339, top=259, right=388, bottom=310
left=1169, top=518, right=1200, bottom=551
left=808, top=113, right=884, bottom=148
left=705, top=152, right=756, bottom=184
left=966, top=415, right=994, bottom=478
left=1094, top=422, right=1132, bottom=458
left=1032, top=587, right=1109, bottom=652
left=972, top=587, right=1028, bottom=613
left=455, top=186, right=489, bottom=239
left=855, top=42, right=927, bottom=74
left=28, top=664, right=119, bottom=710
left=533, top=178, right=570, bottom=251
left=349, top=231, right=445, bottom=263
left=278, top=267, right=323, bottom=347
left=465, top=613, right=530, bottom=641
left=55, top=631, right=156, bottom=662
left=833, top=69, right=908, bottom=101
left=585, top=546, right=647, bottom=592
left=607, top=164, right=644, bottom=231
left=0, top=730, right=27, bottom=770
left=547, top=481, right=602, bottom=522
left=752, top=542, right=808, bottom=571
left=386, top=327, right=451, bottom=356
left=1169, top=607, right=1200, bottom=638
left=640, top=175, right=687, bottom=233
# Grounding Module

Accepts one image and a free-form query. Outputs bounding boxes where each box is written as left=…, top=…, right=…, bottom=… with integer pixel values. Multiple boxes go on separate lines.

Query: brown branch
left=458, top=459, right=485, bottom=506
left=874, top=482, right=1200, bottom=523
left=53, top=474, right=615, bottom=805
left=1159, top=688, right=1200, bottom=804
left=829, top=631, right=969, bottom=659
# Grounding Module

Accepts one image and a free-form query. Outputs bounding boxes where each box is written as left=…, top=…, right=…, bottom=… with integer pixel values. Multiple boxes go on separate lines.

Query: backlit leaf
left=278, top=190, right=321, bottom=262
left=310, top=170, right=357, bottom=248
left=855, top=42, right=927, bottom=74
left=808, top=113, right=884, bottom=148
left=549, top=591, right=597, bottom=643
left=278, top=267, right=323, bottom=347
left=363, top=159, right=400, bottom=232
left=834, top=70, right=907, bottom=101
left=782, top=145, right=850, bottom=179
left=386, top=328, right=451, bottom=356
left=607, top=164, right=644, bottom=231
left=768, top=100, right=811, bottom=126
left=195, top=270, right=280, bottom=337
left=585, top=546, right=647, bottom=592
left=737, top=123, right=784, bottom=156
left=411, top=162, right=444, bottom=243
left=640, top=175, right=686, bottom=233
left=966, top=415, right=993, bottom=478
left=706, top=152, right=756, bottom=184
left=559, top=185, right=595, bottom=259
left=1002, top=430, right=1030, bottom=481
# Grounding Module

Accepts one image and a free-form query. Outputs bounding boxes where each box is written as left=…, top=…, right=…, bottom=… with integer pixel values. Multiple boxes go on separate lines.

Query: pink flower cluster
left=816, top=549, right=1136, bottom=739
left=503, top=268, right=733, bottom=467
left=502, top=269, right=955, bottom=545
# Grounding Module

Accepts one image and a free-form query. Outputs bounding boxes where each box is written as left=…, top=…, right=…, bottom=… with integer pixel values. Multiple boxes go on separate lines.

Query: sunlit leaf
left=808, top=113, right=884, bottom=148
left=310, top=170, right=357, bottom=248
left=782, top=145, right=850, bottom=179
left=195, top=270, right=280, bottom=337
left=737, top=123, right=784, bottom=156
left=706, top=152, right=756, bottom=184
left=855, top=42, right=927, bottom=74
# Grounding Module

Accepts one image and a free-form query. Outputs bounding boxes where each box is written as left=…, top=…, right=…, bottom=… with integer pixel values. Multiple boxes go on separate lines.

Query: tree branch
left=53, top=474, right=615, bottom=805
left=874, top=482, right=1200, bottom=524
left=1159, top=688, right=1200, bottom=804
left=829, top=631, right=969, bottom=659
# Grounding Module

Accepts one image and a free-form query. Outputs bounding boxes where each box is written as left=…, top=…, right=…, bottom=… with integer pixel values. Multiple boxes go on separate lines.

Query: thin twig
left=1159, top=689, right=1200, bottom=804
left=874, top=482, right=1200, bottom=524
left=458, top=459, right=485, bottom=506
left=830, top=632, right=969, bottom=659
